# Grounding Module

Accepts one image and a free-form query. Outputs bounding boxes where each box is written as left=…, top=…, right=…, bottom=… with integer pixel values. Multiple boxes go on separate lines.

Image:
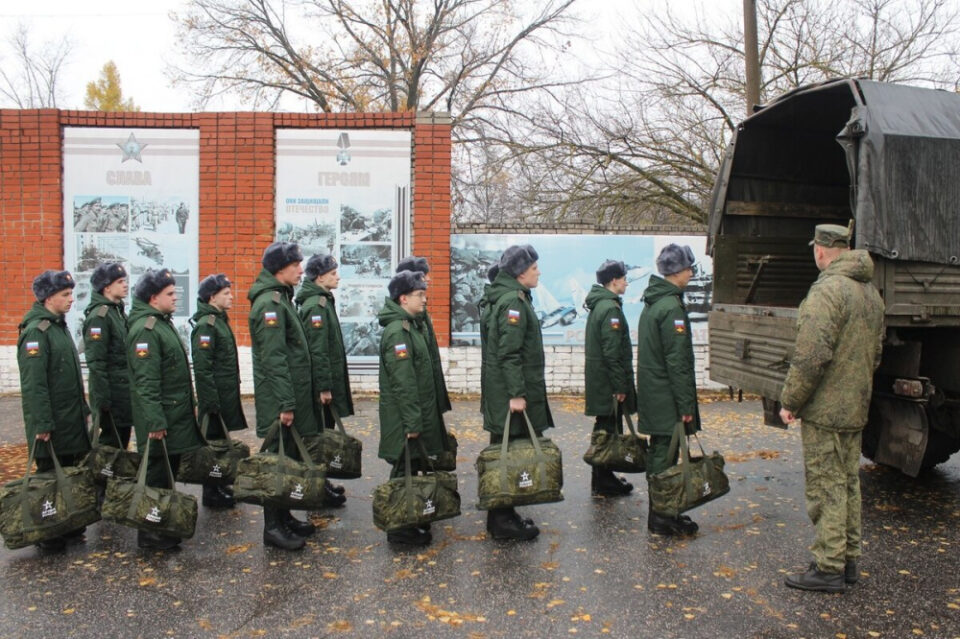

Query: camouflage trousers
left=801, top=422, right=862, bottom=573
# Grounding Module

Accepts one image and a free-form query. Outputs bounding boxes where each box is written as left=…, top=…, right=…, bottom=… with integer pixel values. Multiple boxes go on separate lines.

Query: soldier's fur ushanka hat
left=305, top=254, right=338, bottom=281
left=262, top=241, right=303, bottom=274
left=134, top=269, right=176, bottom=303
left=396, top=256, right=430, bottom=275
left=198, top=273, right=231, bottom=303
left=596, top=260, right=627, bottom=285
left=91, top=262, right=127, bottom=294
left=656, top=244, right=696, bottom=276
left=499, top=244, right=539, bottom=278
left=388, top=270, right=427, bottom=301
left=32, top=270, right=75, bottom=302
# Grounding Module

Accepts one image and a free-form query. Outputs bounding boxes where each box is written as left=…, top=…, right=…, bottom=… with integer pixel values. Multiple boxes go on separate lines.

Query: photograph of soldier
left=130, top=197, right=192, bottom=234
left=248, top=242, right=320, bottom=551
left=126, top=268, right=203, bottom=550
left=295, top=253, right=353, bottom=508
left=337, top=284, right=383, bottom=318
left=635, top=244, right=701, bottom=537
left=190, top=273, right=248, bottom=510
left=339, top=244, right=391, bottom=278
left=584, top=259, right=637, bottom=497
left=175, top=202, right=189, bottom=234
left=779, top=224, right=884, bottom=593
left=73, top=195, right=129, bottom=233
left=276, top=219, right=337, bottom=258
left=75, top=234, right=127, bottom=272
left=450, top=246, right=499, bottom=341
left=341, top=319, right=380, bottom=357
left=377, top=270, right=451, bottom=545
left=480, top=245, right=553, bottom=541
left=396, top=256, right=451, bottom=415
left=17, top=270, right=91, bottom=551
left=340, top=204, right=391, bottom=243
left=82, top=263, right=133, bottom=457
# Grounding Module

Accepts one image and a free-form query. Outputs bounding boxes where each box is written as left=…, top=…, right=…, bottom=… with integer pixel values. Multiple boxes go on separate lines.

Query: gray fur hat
left=32, top=270, right=75, bottom=302
left=197, top=273, right=231, bottom=303
left=596, top=259, right=627, bottom=285
left=134, top=268, right=176, bottom=303
left=499, top=244, right=539, bottom=278
left=90, top=262, right=127, bottom=294
left=487, top=263, right=500, bottom=282
left=397, top=256, right=430, bottom=275
left=262, top=241, right=303, bottom=274
left=388, top=270, right=427, bottom=301
left=305, top=254, right=338, bottom=281
left=656, top=244, right=696, bottom=276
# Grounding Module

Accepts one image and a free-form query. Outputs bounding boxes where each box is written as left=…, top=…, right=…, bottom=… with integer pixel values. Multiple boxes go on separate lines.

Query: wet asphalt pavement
left=0, top=395, right=957, bottom=639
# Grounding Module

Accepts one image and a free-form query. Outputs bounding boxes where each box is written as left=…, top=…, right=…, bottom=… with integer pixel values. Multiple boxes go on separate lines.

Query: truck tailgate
left=708, top=304, right=798, bottom=398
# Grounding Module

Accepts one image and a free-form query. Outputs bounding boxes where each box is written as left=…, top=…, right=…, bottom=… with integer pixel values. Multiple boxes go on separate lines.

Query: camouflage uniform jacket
left=780, top=250, right=885, bottom=432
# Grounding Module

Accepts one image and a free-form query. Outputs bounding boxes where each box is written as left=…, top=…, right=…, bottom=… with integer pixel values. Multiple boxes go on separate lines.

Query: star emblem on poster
left=117, top=133, right=148, bottom=163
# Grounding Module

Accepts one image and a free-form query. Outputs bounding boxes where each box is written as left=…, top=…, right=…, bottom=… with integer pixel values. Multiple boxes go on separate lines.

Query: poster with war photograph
left=275, top=129, right=411, bottom=367
left=62, top=128, right=199, bottom=348
left=450, top=234, right=713, bottom=346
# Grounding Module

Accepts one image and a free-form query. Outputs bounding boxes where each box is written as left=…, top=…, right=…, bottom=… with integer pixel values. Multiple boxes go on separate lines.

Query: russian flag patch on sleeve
left=25, top=341, right=40, bottom=356
left=394, top=343, right=408, bottom=359
left=507, top=309, right=521, bottom=325
left=311, top=315, right=323, bottom=328
left=199, top=335, right=212, bottom=348
left=610, top=317, right=621, bottom=330
left=89, top=326, right=102, bottom=340
left=264, top=311, right=278, bottom=326
left=135, top=342, right=150, bottom=358
left=674, top=319, right=686, bottom=334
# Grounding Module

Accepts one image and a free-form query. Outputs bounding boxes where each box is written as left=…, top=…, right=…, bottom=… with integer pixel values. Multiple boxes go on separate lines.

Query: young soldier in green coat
left=82, top=262, right=132, bottom=450
left=636, top=244, right=701, bottom=537
left=127, top=269, right=204, bottom=550
left=584, top=260, right=637, bottom=496
left=780, top=224, right=884, bottom=593
left=248, top=242, right=319, bottom=551
left=191, top=273, right=247, bottom=509
left=480, top=245, right=553, bottom=541
left=377, top=271, right=448, bottom=546
left=295, top=253, right=351, bottom=507
left=18, top=270, right=91, bottom=550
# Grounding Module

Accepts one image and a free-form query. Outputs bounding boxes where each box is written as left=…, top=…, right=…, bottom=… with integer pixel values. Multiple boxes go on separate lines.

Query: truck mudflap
left=866, top=395, right=929, bottom=477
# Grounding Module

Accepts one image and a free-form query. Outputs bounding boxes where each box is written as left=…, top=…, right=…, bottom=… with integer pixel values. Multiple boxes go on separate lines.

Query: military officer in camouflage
left=295, top=253, right=350, bottom=508
left=127, top=269, right=204, bottom=550
left=82, top=262, right=132, bottom=452
left=635, top=244, right=700, bottom=536
left=780, top=223, right=884, bottom=593
left=18, top=270, right=91, bottom=550
left=584, top=259, right=637, bottom=496
left=248, top=242, right=319, bottom=551
left=191, top=273, right=248, bottom=510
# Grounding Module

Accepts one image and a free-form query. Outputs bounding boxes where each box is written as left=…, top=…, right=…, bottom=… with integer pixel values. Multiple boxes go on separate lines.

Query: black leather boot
left=263, top=507, right=305, bottom=550
left=592, top=468, right=632, bottom=496
left=327, top=481, right=346, bottom=495
left=322, top=480, right=346, bottom=507
left=282, top=510, right=316, bottom=538
left=784, top=563, right=845, bottom=593
left=648, top=505, right=698, bottom=536
left=844, top=560, right=858, bottom=584
left=137, top=529, right=181, bottom=551
left=387, top=526, right=432, bottom=546
left=202, top=482, right=236, bottom=509
left=487, top=508, right=539, bottom=541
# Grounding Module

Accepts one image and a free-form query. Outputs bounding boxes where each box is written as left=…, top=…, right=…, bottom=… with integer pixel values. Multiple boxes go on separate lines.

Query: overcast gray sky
left=1, top=0, right=730, bottom=112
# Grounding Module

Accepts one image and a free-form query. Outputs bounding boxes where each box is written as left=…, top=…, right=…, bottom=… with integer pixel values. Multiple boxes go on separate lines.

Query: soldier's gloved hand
left=279, top=411, right=294, bottom=427
left=509, top=397, right=527, bottom=413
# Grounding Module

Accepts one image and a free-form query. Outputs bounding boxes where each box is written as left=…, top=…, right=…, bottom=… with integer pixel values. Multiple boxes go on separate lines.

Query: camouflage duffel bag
left=582, top=408, right=647, bottom=473
left=373, top=440, right=460, bottom=532
left=84, top=412, right=140, bottom=486
left=177, top=415, right=250, bottom=485
left=0, top=441, right=100, bottom=550
left=233, top=422, right=327, bottom=510
left=429, top=430, right=458, bottom=472
left=102, top=438, right=197, bottom=539
left=475, top=410, right=563, bottom=510
left=648, top=422, right=730, bottom=516
left=303, top=407, right=362, bottom=480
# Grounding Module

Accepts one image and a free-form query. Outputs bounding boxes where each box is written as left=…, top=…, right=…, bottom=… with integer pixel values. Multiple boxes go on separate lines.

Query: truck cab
left=708, top=78, right=960, bottom=475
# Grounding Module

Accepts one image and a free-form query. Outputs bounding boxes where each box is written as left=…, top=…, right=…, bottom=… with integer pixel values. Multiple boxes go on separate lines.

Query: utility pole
left=743, top=0, right=761, bottom=115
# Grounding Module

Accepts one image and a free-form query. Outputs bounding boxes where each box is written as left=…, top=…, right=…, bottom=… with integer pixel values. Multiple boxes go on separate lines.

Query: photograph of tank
left=130, top=198, right=191, bottom=234
left=341, top=319, right=381, bottom=357
left=338, top=283, right=386, bottom=319
left=340, top=244, right=391, bottom=279
left=340, top=204, right=391, bottom=243
left=276, top=219, right=337, bottom=258
left=75, top=234, right=128, bottom=273
left=73, top=196, right=130, bottom=233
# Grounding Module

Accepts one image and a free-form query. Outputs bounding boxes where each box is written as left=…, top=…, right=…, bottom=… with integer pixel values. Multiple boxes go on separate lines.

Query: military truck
left=707, top=78, right=960, bottom=476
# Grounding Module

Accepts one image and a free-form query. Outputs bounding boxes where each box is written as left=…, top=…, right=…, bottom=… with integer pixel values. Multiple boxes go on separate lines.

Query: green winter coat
left=480, top=270, right=554, bottom=436
left=780, top=250, right=885, bottom=432
left=190, top=301, right=248, bottom=432
left=377, top=299, right=446, bottom=462
left=17, top=303, right=91, bottom=459
left=126, top=299, right=203, bottom=455
left=82, top=292, right=132, bottom=427
left=635, top=275, right=701, bottom=436
left=294, top=280, right=354, bottom=418
left=418, top=309, right=451, bottom=414
left=247, top=269, right=319, bottom=438
left=584, top=284, right=638, bottom=416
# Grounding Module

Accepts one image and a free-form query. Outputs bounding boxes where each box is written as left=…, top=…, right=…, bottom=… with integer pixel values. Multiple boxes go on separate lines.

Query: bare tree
left=506, top=0, right=960, bottom=226
left=0, top=24, right=72, bottom=108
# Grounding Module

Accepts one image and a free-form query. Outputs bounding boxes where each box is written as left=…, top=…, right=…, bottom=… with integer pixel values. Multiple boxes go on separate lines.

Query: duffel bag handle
left=498, top=408, right=547, bottom=493
left=18, top=439, right=77, bottom=530
left=322, top=405, right=349, bottom=437
left=261, top=419, right=317, bottom=464
left=611, top=397, right=640, bottom=440
left=125, top=437, right=179, bottom=523
left=201, top=413, right=236, bottom=443
left=401, top=438, right=441, bottom=522
left=89, top=410, right=126, bottom=450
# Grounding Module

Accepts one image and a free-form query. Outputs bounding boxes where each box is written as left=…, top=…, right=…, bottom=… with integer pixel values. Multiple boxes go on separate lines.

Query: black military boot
left=591, top=468, right=632, bottom=496
left=647, top=505, right=698, bottom=536
left=487, top=508, right=539, bottom=541
left=784, top=563, right=845, bottom=593
left=387, top=526, right=432, bottom=546
left=322, top=480, right=346, bottom=507
left=282, top=510, right=316, bottom=538
left=327, top=480, right=346, bottom=495
left=35, top=537, right=67, bottom=552
left=844, top=560, right=858, bottom=584
left=202, top=482, right=236, bottom=509
left=263, top=507, right=305, bottom=551
left=137, top=529, right=181, bottom=551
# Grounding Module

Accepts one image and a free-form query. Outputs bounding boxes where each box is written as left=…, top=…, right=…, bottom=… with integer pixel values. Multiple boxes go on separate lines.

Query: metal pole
left=743, top=0, right=761, bottom=115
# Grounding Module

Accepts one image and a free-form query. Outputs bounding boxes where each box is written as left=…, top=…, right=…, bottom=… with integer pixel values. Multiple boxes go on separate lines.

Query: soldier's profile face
left=152, top=285, right=177, bottom=314
left=401, top=289, right=427, bottom=314
left=517, top=262, right=540, bottom=289
left=317, top=268, right=340, bottom=289
left=276, top=261, right=303, bottom=286
left=610, top=276, right=628, bottom=295
left=104, top=277, right=128, bottom=301
left=211, top=287, right=233, bottom=310
left=46, top=288, right=73, bottom=315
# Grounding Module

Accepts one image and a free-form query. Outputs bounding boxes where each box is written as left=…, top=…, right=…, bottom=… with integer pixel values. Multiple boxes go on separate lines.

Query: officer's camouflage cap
left=809, top=224, right=851, bottom=248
